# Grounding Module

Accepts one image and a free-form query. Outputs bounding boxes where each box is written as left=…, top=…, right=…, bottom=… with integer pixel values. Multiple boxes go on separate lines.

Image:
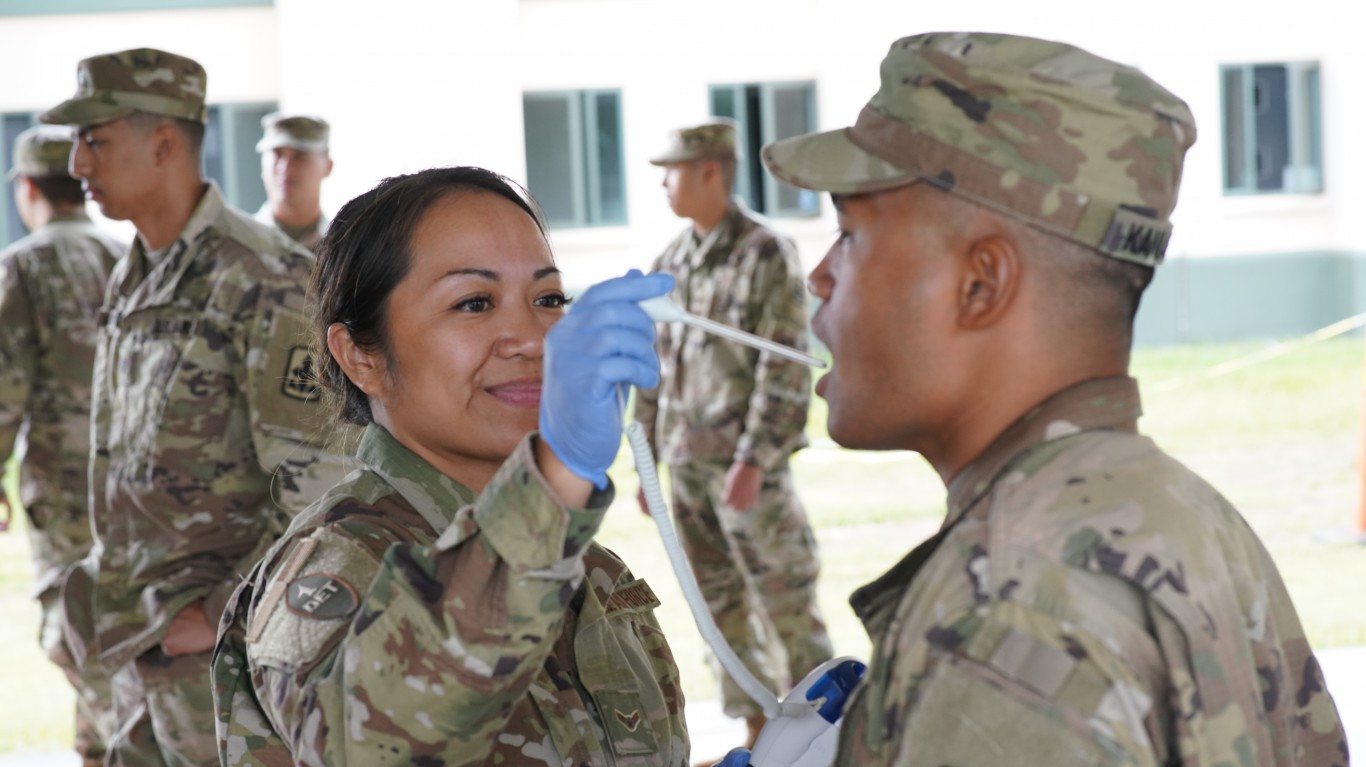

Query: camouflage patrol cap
left=39, top=48, right=208, bottom=128
left=7, top=124, right=75, bottom=181
left=649, top=118, right=739, bottom=165
left=762, top=32, right=1197, bottom=266
left=256, top=113, right=330, bottom=153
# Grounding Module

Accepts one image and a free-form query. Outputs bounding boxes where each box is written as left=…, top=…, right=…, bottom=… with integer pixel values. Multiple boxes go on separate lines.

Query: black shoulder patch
left=281, top=346, right=322, bottom=401
left=285, top=573, right=359, bottom=620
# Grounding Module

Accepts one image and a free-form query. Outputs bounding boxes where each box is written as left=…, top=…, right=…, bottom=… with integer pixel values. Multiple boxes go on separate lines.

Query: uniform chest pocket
left=108, top=310, right=198, bottom=475
left=575, top=579, right=681, bottom=762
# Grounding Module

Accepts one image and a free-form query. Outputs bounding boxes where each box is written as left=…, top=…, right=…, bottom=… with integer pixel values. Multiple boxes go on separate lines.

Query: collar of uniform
left=178, top=180, right=227, bottom=251
left=848, top=522, right=955, bottom=638
left=357, top=423, right=477, bottom=533
left=944, top=376, right=1142, bottom=526
left=47, top=209, right=92, bottom=225
left=715, top=198, right=747, bottom=243
left=118, top=181, right=222, bottom=303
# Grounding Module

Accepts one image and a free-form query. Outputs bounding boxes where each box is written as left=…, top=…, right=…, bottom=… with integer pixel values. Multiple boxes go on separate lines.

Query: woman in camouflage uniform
left=212, top=166, right=689, bottom=766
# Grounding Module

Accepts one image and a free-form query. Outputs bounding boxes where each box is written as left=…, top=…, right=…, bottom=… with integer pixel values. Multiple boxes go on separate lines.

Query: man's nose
left=69, top=140, right=90, bottom=179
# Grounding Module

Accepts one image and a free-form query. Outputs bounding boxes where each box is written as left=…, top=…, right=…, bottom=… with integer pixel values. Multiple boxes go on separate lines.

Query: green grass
left=2, top=337, right=1363, bottom=754
left=2, top=463, right=78, bottom=754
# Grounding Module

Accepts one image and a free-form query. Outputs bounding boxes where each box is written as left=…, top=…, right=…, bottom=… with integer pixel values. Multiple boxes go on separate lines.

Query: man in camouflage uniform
left=253, top=113, right=332, bottom=253
left=40, top=48, right=350, bottom=765
left=635, top=119, right=832, bottom=743
left=0, top=124, right=123, bottom=766
left=757, top=32, right=1349, bottom=765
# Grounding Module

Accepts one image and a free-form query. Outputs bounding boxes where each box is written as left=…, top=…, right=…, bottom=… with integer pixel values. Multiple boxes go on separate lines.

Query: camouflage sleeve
left=734, top=236, right=811, bottom=469
left=0, top=251, right=37, bottom=465
left=207, top=275, right=352, bottom=626
left=632, top=250, right=670, bottom=454
left=240, top=279, right=353, bottom=513
left=248, top=435, right=610, bottom=766
left=633, top=384, right=660, bottom=456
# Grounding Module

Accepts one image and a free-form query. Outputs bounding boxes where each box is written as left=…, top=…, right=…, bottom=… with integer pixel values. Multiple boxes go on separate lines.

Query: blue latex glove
left=540, top=270, right=674, bottom=488
left=714, top=747, right=752, bottom=767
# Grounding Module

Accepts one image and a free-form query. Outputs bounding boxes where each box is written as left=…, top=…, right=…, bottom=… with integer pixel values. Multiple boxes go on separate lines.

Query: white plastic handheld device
left=750, top=657, right=866, bottom=767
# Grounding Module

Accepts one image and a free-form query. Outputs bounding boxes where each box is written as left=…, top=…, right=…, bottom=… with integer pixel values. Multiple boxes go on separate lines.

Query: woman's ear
left=327, top=322, right=384, bottom=397
left=956, top=233, right=1020, bottom=331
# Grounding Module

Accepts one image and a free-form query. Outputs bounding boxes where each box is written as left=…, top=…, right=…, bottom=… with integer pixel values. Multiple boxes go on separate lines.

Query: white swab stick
left=639, top=295, right=828, bottom=369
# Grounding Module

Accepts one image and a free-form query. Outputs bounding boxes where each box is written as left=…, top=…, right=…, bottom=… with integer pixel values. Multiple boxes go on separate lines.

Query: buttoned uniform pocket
left=575, top=578, right=687, bottom=764
left=894, top=653, right=1133, bottom=766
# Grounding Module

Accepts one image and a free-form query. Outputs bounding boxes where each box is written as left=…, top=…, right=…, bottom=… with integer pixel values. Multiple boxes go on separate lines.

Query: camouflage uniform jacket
left=0, top=210, right=122, bottom=596
left=838, top=377, right=1348, bottom=766
left=213, top=425, right=689, bottom=766
left=76, top=182, right=350, bottom=674
left=253, top=203, right=329, bottom=254
left=635, top=200, right=810, bottom=470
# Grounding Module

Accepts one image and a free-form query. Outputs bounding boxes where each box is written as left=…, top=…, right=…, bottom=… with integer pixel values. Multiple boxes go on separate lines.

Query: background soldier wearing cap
left=0, top=123, right=122, bottom=767
left=39, top=47, right=351, bottom=765
left=254, top=113, right=332, bottom=253
left=635, top=119, right=832, bottom=747
left=753, top=32, right=1348, bottom=765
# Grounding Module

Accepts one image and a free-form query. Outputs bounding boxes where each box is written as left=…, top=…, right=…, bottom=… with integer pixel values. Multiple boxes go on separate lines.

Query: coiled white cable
left=625, top=418, right=782, bottom=718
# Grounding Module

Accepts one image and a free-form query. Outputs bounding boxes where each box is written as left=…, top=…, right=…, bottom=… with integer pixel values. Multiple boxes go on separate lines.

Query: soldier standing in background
left=755, top=32, right=1348, bottom=765
left=0, top=124, right=122, bottom=767
left=39, top=48, right=350, bottom=765
left=635, top=119, right=832, bottom=747
left=254, top=112, right=332, bottom=252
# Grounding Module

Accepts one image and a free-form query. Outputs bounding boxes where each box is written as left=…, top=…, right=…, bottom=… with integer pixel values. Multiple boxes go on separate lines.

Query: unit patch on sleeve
left=281, top=345, right=322, bottom=401
left=285, top=573, right=359, bottom=620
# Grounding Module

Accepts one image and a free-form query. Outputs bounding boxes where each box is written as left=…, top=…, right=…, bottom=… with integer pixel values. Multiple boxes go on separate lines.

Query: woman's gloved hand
left=540, top=270, right=674, bottom=488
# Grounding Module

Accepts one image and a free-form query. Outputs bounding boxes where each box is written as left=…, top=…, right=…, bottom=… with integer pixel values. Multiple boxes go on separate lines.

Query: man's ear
left=21, top=176, right=41, bottom=203
left=701, top=159, right=723, bottom=187
left=957, top=233, right=1020, bottom=330
left=152, top=121, right=177, bottom=165
left=327, top=322, right=384, bottom=398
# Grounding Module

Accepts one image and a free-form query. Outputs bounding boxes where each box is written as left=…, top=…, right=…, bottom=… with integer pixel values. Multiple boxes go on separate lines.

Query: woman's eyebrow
left=441, top=267, right=499, bottom=281
left=440, top=266, right=560, bottom=281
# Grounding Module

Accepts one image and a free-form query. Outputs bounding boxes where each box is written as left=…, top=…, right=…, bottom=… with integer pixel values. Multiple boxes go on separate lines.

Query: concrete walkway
left=3, top=645, right=1362, bottom=766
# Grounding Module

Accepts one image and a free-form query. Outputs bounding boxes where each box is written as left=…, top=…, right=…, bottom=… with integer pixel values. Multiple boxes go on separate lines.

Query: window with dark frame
left=523, top=89, right=627, bottom=229
left=1221, top=62, right=1322, bottom=195
left=710, top=81, right=820, bottom=218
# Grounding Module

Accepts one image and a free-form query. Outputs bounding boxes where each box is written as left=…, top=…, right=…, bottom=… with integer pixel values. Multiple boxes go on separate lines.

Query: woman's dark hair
left=310, top=166, right=547, bottom=425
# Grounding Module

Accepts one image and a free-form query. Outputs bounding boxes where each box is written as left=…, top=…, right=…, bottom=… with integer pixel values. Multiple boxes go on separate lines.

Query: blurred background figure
left=255, top=112, right=332, bottom=253
left=0, top=123, right=122, bottom=767
left=635, top=119, right=832, bottom=750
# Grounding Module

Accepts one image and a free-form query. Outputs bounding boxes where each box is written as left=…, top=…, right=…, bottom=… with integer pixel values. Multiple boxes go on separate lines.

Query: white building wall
left=274, top=0, right=525, bottom=217
left=516, top=0, right=1366, bottom=278
left=0, top=0, right=1360, bottom=285
left=0, top=6, right=281, bottom=110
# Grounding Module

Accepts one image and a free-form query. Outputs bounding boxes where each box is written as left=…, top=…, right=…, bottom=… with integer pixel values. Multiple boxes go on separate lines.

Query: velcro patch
left=1098, top=207, right=1171, bottom=267
left=604, top=579, right=661, bottom=617
left=286, top=573, right=359, bottom=620
left=597, top=690, right=658, bottom=756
